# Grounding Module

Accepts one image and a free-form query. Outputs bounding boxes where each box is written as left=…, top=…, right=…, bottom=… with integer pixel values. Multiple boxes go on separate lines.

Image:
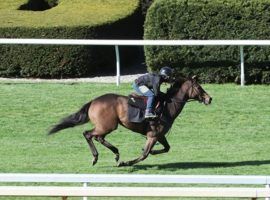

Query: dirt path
left=0, top=74, right=145, bottom=84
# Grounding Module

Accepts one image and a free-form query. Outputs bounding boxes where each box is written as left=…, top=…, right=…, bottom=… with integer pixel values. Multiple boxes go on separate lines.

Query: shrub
left=144, top=0, right=270, bottom=84
left=0, top=0, right=143, bottom=78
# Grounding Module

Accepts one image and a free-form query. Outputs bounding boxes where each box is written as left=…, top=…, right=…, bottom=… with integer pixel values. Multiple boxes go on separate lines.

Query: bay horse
left=48, top=76, right=212, bottom=167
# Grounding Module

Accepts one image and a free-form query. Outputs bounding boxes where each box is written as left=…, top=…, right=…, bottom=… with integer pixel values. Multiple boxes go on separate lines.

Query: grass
left=0, top=0, right=139, bottom=28
left=0, top=82, right=269, bottom=173
left=0, top=82, right=269, bottom=199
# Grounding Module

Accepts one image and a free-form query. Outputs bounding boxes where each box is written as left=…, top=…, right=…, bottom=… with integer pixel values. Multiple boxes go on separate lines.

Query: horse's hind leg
left=83, top=129, right=99, bottom=166
left=95, top=136, right=120, bottom=163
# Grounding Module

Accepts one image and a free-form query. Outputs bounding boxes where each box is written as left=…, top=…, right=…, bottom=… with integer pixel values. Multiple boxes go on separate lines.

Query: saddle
left=128, top=93, right=148, bottom=110
left=127, top=93, right=162, bottom=123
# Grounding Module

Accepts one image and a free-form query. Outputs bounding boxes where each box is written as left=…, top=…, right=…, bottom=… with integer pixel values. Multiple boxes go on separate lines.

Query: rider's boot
left=145, top=109, right=157, bottom=119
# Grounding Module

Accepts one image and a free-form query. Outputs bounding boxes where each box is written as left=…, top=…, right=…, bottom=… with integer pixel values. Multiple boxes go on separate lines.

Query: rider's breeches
left=132, top=83, right=155, bottom=111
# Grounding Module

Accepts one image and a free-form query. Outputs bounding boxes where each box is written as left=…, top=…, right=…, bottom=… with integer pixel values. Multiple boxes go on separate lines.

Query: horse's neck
left=165, top=88, right=188, bottom=121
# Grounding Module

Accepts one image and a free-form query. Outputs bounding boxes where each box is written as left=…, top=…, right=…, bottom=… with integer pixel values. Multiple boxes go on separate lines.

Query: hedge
left=0, top=0, right=143, bottom=78
left=144, top=0, right=270, bottom=84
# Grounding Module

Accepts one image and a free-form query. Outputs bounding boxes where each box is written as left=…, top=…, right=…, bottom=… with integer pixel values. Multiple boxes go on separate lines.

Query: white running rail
left=1, top=174, right=270, bottom=200
left=1, top=39, right=270, bottom=86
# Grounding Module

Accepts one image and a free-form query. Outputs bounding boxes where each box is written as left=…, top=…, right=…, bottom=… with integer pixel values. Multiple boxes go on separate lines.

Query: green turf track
left=0, top=82, right=269, bottom=199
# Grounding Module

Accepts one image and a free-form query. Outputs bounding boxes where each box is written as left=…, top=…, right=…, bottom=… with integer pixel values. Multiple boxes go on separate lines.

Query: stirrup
left=145, top=112, right=157, bottom=119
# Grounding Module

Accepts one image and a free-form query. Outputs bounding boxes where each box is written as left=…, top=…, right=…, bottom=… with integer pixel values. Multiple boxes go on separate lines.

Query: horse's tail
left=48, top=101, right=91, bottom=135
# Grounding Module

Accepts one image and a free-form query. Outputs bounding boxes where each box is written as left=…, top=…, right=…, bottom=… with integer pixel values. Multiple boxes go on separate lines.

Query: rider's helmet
left=159, top=66, right=173, bottom=81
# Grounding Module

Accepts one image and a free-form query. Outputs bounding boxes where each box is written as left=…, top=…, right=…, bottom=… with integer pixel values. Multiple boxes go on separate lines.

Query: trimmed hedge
left=0, top=0, right=143, bottom=78
left=144, top=0, right=270, bottom=84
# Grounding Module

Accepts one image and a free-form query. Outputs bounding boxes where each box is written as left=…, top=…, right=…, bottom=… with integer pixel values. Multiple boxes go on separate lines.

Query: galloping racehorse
left=48, top=76, right=212, bottom=166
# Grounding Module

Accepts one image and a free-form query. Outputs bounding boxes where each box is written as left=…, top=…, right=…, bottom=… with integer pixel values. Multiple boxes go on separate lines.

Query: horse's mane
left=166, top=77, right=188, bottom=97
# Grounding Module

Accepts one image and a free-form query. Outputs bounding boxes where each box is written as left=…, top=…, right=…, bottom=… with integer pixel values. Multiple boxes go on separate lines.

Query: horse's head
left=185, top=76, right=212, bottom=105
left=169, top=75, right=212, bottom=105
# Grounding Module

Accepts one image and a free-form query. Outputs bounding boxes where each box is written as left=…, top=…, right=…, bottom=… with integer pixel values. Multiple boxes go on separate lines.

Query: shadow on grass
left=132, top=160, right=270, bottom=171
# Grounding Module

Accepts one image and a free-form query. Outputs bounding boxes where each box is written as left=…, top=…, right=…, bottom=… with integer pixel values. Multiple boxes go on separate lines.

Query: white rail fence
left=1, top=39, right=270, bottom=86
left=1, top=174, right=270, bottom=199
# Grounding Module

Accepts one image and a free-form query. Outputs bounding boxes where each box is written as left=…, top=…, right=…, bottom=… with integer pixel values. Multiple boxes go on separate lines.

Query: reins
left=170, top=98, right=196, bottom=104
left=168, top=79, right=198, bottom=104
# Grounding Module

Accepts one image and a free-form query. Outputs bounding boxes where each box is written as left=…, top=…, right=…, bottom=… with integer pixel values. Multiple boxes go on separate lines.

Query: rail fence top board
left=1, top=39, right=270, bottom=46
left=0, top=174, right=270, bottom=184
left=0, top=186, right=270, bottom=198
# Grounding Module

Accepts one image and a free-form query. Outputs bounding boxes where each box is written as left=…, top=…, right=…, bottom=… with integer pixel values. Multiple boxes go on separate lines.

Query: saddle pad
left=127, top=104, right=145, bottom=123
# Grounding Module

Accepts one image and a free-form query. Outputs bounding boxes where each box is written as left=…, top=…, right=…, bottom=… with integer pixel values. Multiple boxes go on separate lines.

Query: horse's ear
left=192, top=75, right=199, bottom=82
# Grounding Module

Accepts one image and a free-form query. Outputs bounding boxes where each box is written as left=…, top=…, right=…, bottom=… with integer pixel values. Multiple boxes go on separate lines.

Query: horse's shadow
left=131, top=160, right=270, bottom=171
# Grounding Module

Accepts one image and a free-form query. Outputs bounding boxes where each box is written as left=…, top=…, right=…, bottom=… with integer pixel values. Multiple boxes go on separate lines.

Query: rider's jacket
left=134, top=73, right=162, bottom=96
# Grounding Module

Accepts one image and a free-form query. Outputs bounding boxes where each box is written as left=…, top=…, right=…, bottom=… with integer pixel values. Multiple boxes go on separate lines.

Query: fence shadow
left=131, top=160, right=270, bottom=171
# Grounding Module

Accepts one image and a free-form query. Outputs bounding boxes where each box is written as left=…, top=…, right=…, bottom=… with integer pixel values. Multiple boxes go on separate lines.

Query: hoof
left=117, top=161, right=133, bottom=167
left=117, top=161, right=128, bottom=167
left=115, top=154, right=120, bottom=162
left=92, top=157, right=98, bottom=166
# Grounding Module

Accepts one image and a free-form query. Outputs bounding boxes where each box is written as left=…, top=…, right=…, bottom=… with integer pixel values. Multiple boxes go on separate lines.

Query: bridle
left=189, top=81, right=204, bottom=103
left=169, top=80, right=202, bottom=104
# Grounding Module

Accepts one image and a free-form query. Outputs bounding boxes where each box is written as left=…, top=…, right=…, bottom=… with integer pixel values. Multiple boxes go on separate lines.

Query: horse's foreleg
left=83, top=130, right=99, bottom=166
left=118, top=135, right=157, bottom=167
left=150, top=135, right=170, bottom=155
left=95, top=136, right=120, bottom=163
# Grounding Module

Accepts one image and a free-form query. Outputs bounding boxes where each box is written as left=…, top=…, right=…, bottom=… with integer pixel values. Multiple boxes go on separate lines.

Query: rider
left=132, top=66, right=174, bottom=118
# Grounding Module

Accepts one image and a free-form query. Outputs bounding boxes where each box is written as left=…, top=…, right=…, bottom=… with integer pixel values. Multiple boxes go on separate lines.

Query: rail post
left=240, top=46, right=245, bottom=86
left=83, top=182, right=88, bottom=200
left=115, top=45, right=120, bottom=86
left=266, top=184, right=270, bottom=200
